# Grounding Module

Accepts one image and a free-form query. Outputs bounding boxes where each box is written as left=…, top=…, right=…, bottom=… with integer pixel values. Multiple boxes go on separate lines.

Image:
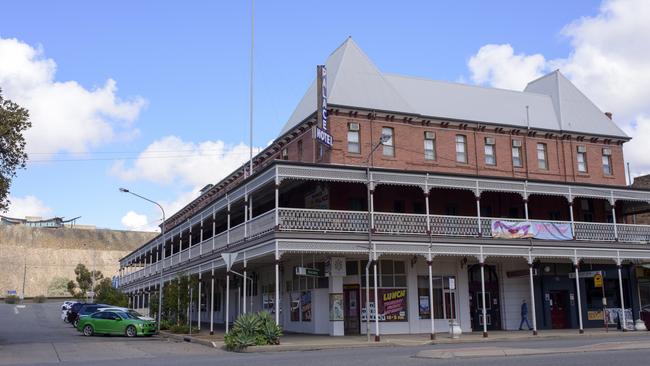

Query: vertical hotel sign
left=315, top=65, right=333, bottom=148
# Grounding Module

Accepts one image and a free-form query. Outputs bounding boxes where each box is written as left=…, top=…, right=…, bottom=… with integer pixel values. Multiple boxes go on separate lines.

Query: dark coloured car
left=69, top=303, right=110, bottom=327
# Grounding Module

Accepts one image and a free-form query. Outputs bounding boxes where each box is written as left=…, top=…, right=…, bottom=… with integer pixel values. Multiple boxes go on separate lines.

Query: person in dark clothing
left=519, top=299, right=533, bottom=330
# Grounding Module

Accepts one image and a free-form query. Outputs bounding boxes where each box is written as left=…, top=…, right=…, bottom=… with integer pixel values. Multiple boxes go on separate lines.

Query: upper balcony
left=118, top=162, right=650, bottom=286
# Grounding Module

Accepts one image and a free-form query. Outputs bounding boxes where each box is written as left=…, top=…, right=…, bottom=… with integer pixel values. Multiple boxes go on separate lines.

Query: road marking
left=16, top=305, right=26, bottom=308
left=14, top=306, right=19, bottom=314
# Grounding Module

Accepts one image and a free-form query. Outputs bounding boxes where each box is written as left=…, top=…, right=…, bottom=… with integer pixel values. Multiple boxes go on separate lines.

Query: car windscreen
left=127, top=310, right=144, bottom=318
left=80, top=306, right=100, bottom=315
left=117, top=311, right=137, bottom=319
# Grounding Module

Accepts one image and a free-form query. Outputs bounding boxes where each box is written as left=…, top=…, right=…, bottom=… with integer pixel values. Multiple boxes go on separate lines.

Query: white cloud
left=468, top=44, right=547, bottom=90
left=120, top=210, right=159, bottom=232
left=0, top=37, right=146, bottom=155
left=113, top=136, right=262, bottom=224
left=5, top=195, right=52, bottom=218
left=110, top=135, right=260, bottom=187
left=465, top=0, right=650, bottom=176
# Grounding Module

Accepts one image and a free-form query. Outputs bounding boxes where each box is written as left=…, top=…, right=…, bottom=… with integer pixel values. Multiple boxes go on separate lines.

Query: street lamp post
left=364, top=134, right=390, bottom=342
left=120, top=188, right=166, bottom=333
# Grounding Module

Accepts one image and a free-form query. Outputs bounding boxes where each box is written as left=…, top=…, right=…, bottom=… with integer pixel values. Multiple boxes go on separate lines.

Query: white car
left=61, top=301, right=77, bottom=322
left=98, top=307, right=155, bottom=321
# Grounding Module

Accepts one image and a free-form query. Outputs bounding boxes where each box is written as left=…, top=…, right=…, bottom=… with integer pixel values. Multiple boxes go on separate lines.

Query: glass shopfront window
left=417, top=275, right=457, bottom=319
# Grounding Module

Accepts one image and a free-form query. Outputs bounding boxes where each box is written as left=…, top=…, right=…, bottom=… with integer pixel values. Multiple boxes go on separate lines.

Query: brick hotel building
left=118, top=38, right=650, bottom=338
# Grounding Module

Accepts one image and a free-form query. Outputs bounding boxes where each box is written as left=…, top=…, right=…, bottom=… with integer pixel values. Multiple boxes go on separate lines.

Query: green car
left=76, top=310, right=157, bottom=337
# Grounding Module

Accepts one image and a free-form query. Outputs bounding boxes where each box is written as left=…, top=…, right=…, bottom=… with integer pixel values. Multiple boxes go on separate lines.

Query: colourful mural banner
left=491, top=220, right=573, bottom=240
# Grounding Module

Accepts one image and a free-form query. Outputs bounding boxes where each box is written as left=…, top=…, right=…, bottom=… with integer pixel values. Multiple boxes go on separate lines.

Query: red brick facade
left=278, top=114, right=626, bottom=187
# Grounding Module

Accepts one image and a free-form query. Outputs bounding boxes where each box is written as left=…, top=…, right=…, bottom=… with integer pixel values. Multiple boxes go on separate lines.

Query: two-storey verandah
left=118, top=162, right=650, bottom=338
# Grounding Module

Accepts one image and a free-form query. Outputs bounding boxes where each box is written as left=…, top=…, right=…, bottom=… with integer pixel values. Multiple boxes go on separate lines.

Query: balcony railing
left=120, top=207, right=650, bottom=286
left=278, top=208, right=368, bottom=232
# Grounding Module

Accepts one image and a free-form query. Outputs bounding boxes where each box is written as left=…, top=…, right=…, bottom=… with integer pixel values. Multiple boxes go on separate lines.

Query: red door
left=550, top=291, right=569, bottom=329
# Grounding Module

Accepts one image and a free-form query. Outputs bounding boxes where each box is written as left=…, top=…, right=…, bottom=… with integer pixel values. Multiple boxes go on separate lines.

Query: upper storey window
left=424, top=131, right=436, bottom=160
left=576, top=146, right=587, bottom=173
left=512, top=140, right=523, bottom=167
left=537, top=143, right=548, bottom=170
left=382, top=127, right=394, bottom=157
left=347, top=122, right=360, bottom=154
left=455, top=135, right=467, bottom=163
left=484, top=137, right=496, bottom=166
left=602, top=148, right=613, bottom=175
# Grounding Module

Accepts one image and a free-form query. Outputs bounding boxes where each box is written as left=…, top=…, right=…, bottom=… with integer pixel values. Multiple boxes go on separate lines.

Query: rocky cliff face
left=0, top=225, right=156, bottom=297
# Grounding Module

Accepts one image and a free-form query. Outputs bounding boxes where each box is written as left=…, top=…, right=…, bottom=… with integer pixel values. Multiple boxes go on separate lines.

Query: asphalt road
left=2, top=301, right=650, bottom=366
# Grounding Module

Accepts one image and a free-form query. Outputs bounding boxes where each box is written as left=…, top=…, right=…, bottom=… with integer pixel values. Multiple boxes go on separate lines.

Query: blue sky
left=3, top=0, right=649, bottom=231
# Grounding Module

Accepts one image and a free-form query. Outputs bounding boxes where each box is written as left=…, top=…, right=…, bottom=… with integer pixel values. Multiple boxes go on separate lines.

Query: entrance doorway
left=549, top=290, right=570, bottom=329
left=468, top=264, right=502, bottom=331
left=343, top=285, right=360, bottom=335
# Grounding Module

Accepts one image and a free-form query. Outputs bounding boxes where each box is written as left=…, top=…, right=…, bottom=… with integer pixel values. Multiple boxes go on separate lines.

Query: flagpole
left=248, top=0, right=254, bottom=177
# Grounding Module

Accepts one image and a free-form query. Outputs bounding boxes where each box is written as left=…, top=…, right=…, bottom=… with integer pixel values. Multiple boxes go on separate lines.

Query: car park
left=76, top=310, right=157, bottom=337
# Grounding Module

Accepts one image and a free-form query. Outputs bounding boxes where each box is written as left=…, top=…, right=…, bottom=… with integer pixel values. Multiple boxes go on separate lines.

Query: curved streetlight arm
left=119, top=187, right=166, bottom=333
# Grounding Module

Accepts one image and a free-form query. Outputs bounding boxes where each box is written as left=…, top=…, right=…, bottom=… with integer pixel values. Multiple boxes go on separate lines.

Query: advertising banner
left=361, top=289, right=407, bottom=322
left=491, top=220, right=573, bottom=240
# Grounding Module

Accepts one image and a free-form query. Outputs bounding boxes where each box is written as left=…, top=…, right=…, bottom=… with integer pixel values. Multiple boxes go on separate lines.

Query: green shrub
left=33, top=295, right=47, bottom=303
left=4, top=295, right=19, bottom=304
left=224, top=311, right=282, bottom=351
left=159, top=319, right=173, bottom=331
left=168, top=324, right=199, bottom=334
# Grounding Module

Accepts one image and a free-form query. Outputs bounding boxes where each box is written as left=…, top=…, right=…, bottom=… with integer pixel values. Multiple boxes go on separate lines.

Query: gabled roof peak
left=279, top=38, right=629, bottom=140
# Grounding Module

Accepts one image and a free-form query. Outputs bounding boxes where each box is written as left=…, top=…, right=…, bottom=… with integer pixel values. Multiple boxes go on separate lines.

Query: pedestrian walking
left=519, top=299, right=532, bottom=330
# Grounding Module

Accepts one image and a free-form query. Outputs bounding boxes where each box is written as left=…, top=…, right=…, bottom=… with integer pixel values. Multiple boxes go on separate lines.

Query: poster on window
left=290, top=292, right=300, bottom=321
left=419, top=295, right=430, bottom=318
left=301, top=291, right=312, bottom=321
left=361, top=289, right=407, bottom=322
left=329, top=293, right=344, bottom=321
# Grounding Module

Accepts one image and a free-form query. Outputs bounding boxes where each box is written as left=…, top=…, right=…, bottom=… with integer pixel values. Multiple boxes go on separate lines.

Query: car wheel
left=83, top=325, right=94, bottom=337
left=125, top=325, right=137, bottom=338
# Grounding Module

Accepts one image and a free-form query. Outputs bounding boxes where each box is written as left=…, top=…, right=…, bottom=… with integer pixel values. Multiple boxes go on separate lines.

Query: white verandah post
left=528, top=254, right=538, bottom=335
left=617, top=254, right=627, bottom=331
left=574, top=255, right=584, bottom=334
left=210, top=267, right=215, bottom=335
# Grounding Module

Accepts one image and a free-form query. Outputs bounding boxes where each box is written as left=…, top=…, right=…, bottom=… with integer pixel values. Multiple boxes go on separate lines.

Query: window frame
left=455, top=135, right=467, bottom=163
left=484, top=137, right=496, bottom=166
left=576, top=147, right=587, bottom=173
left=382, top=127, right=395, bottom=157
left=602, top=148, right=613, bottom=175
left=536, top=143, right=548, bottom=170
left=511, top=140, right=523, bottom=167
left=347, top=123, right=360, bottom=154
left=424, top=131, right=436, bottom=160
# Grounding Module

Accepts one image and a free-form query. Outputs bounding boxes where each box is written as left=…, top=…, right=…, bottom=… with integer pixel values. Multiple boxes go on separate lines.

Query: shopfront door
left=344, top=285, right=360, bottom=335
left=550, top=290, right=570, bottom=329
left=468, top=264, right=502, bottom=331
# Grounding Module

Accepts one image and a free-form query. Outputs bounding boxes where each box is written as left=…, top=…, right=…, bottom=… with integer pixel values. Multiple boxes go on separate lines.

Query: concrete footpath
left=415, top=340, right=650, bottom=359
left=159, top=328, right=650, bottom=353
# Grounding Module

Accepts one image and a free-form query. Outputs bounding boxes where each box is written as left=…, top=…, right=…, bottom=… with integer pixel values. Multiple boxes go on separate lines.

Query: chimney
left=605, top=112, right=612, bottom=119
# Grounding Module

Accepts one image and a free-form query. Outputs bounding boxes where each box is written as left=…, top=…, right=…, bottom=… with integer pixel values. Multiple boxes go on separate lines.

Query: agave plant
left=224, top=311, right=283, bottom=351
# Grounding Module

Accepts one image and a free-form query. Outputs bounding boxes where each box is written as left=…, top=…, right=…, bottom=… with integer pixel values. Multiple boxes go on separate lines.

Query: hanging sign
left=315, top=65, right=333, bottom=148
left=594, top=273, right=604, bottom=288
left=569, top=270, right=602, bottom=279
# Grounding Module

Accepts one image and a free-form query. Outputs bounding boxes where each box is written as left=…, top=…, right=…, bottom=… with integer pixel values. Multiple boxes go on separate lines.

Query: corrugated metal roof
left=280, top=37, right=628, bottom=139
